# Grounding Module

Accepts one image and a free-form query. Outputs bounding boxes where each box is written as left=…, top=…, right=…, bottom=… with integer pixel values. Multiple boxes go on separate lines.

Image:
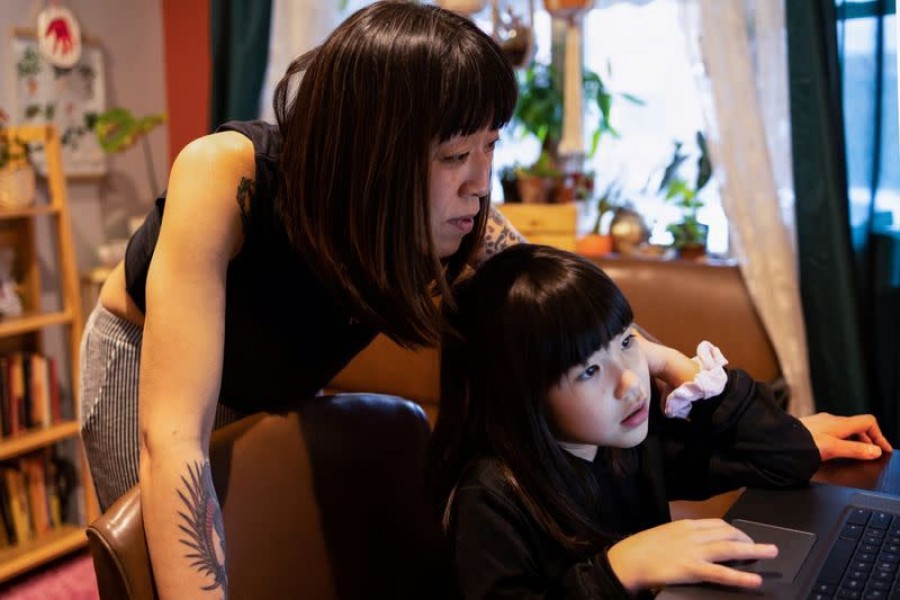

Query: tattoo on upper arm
left=177, top=460, right=228, bottom=594
left=479, top=205, right=527, bottom=266
left=236, top=177, right=255, bottom=234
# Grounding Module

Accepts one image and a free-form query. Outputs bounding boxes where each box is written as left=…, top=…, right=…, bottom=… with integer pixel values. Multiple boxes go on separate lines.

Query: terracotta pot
left=678, top=244, right=707, bottom=261
left=575, top=233, right=613, bottom=257
left=543, top=0, right=593, bottom=13
left=438, top=0, right=487, bottom=14
left=516, top=174, right=554, bottom=204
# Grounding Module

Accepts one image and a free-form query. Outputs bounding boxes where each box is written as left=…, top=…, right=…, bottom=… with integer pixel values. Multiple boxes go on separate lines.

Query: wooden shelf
left=0, top=125, right=92, bottom=583
left=0, top=422, right=80, bottom=462
left=0, top=310, right=73, bottom=337
left=0, top=525, right=87, bottom=583
left=0, top=206, right=59, bottom=221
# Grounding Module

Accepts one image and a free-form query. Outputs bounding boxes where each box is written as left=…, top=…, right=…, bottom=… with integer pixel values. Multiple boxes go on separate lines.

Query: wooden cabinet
left=496, top=202, right=577, bottom=251
left=0, top=125, right=97, bottom=582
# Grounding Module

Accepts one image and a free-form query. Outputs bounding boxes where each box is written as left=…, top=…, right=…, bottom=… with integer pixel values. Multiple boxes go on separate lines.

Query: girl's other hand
left=634, top=331, right=698, bottom=389
left=799, top=412, right=893, bottom=461
left=606, top=519, right=778, bottom=592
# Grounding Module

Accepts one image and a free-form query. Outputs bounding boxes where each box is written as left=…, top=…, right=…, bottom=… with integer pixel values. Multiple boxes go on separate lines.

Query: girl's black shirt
left=123, top=120, right=378, bottom=413
left=449, top=370, right=822, bottom=599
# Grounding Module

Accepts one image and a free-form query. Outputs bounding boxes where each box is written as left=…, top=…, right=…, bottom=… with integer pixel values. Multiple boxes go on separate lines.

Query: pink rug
left=0, top=552, right=99, bottom=599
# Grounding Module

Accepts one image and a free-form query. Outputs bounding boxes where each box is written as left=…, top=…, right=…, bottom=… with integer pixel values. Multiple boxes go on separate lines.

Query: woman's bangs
left=436, top=43, right=517, bottom=141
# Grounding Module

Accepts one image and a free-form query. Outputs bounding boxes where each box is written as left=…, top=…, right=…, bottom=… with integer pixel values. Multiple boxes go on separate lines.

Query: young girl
left=429, top=244, right=891, bottom=598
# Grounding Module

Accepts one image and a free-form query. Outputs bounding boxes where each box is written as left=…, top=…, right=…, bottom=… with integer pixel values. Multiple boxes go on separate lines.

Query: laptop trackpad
left=727, top=519, right=817, bottom=582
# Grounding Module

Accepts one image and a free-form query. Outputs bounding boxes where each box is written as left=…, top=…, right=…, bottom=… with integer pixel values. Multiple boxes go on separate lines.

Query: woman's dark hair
left=429, top=244, right=635, bottom=555
left=274, top=1, right=517, bottom=347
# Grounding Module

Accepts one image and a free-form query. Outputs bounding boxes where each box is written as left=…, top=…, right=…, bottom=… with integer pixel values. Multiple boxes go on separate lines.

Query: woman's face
left=545, top=327, right=652, bottom=449
left=428, top=128, right=499, bottom=258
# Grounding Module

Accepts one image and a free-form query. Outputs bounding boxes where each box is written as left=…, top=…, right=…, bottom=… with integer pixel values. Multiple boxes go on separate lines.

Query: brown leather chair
left=330, top=256, right=782, bottom=422
left=86, top=394, right=452, bottom=599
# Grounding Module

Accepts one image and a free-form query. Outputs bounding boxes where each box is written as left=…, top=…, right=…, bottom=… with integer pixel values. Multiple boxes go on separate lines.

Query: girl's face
left=428, top=128, right=499, bottom=258
left=545, top=327, right=652, bottom=449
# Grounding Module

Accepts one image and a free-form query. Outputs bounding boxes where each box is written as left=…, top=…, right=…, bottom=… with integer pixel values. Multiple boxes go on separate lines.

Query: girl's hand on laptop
left=799, top=413, right=893, bottom=461
left=606, top=518, right=777, bottom=592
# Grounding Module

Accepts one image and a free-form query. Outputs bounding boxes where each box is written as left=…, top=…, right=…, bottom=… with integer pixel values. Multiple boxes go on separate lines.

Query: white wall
left=0, top=0, right=168, bottom=273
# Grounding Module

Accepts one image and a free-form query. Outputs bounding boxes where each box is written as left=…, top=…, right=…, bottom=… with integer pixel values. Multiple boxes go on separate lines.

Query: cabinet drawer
left=497, top=203, right=577, bottom=233
left=523, top=233, right=577, bottom=251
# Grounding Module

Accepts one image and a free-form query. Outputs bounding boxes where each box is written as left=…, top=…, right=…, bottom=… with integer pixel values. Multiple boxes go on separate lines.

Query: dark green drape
left=210, top=0, right=273, bottom=130
left=786, top=1, right=871, bottom=417
left=789, top=0, right=900, bottom=442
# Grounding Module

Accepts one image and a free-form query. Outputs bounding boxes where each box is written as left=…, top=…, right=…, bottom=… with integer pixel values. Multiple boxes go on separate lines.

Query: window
left=836, top=0, right=900, bottom=242
left=489, top=0, right=728, bottom=253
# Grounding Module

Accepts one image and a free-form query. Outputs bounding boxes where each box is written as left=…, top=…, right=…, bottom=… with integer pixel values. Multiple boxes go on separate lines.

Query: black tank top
left=124, top=120, right=377, bottom=412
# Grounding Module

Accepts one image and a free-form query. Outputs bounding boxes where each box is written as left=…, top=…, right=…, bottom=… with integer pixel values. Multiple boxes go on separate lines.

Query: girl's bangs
left=527, top=272, right=634, bottom=387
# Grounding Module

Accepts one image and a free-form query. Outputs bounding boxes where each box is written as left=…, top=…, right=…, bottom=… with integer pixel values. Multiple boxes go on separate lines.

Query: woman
left=79, top=2, right=522, bottom=597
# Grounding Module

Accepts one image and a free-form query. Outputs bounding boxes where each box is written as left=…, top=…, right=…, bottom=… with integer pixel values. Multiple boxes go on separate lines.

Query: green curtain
left=834, top=0, right=900, bottom=440
left=786, top=1, right=871, bottom=417
left=789, top=0, right=900, bottom=442
left=210, top=0, right=273, bottom=130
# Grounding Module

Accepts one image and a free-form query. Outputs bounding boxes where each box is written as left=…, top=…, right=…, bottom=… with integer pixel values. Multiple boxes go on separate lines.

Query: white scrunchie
left=663, top=341, right=729, bottom=419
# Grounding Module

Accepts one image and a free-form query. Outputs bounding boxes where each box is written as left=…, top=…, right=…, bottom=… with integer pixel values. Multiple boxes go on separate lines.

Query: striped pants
left=79, top=304, right=247, bottom=511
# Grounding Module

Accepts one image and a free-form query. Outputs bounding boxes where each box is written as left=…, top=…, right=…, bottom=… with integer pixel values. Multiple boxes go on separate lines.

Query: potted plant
left=575, top=182, right=618, bottom=256
left=0, top=109, right=35, bottom=209
left=658, top=131, right=712, bottom=259
left=514, top=150, right=561, bottom=204
left=509, top=61, right=640, bottom=202
left=90, top=107, right=166, bottom=197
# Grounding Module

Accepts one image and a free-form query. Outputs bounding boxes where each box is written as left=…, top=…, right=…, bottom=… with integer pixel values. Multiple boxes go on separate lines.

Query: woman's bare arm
left=139, top=131, right=252, bottom=599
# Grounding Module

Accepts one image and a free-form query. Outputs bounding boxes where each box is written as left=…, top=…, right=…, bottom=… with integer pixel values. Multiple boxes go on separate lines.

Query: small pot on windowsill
left=677, top=243, right=707, bottom=261
left=669, top=221, right=709, bottom=261
left=516, top=173, right=554, bottom=204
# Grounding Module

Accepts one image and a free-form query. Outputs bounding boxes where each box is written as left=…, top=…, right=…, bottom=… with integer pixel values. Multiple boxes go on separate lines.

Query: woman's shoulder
left=215, top=120, right=282, bottom=161
left=174, top=128, right=257, bottom=178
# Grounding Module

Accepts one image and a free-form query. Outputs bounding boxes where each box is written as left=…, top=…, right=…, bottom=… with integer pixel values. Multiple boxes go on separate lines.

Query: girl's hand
left=607, top=519, right=778, bottom=592
left=634, top=332, right=699, bottom=389
left=799, top=412, right=893, bottom=461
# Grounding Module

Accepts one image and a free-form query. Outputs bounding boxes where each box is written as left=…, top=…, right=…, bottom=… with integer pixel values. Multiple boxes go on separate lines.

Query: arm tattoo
left=177, top=460, right=228, bottom=594
left=477, top=205, right=527, bottom=267
left=235, top=177, right=255, bottom=234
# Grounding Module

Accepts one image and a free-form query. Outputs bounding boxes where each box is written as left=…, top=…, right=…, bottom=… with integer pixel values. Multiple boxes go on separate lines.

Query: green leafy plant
left=511, top=61, right=641, bottom=169
left=90, top=108, right=166, bottom=196
left=659, top=131, right=712, bottom=249
left=0, top=109, right=29, bottom=171
left=514, top=149, right=561, bottom=179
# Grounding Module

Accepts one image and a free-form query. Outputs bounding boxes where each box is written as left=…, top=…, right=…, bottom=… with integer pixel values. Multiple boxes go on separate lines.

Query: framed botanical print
left=11, top=29, right=107, bottom=178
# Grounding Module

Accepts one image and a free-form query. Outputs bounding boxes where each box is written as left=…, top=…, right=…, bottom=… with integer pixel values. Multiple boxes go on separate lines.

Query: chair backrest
left=86, top=394, right=451, bottom=599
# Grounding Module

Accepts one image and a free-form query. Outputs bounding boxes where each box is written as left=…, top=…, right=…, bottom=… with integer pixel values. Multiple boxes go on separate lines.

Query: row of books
left=0, top=352, right=63, bottom=438
left=0, top=449, right=73, bottom=546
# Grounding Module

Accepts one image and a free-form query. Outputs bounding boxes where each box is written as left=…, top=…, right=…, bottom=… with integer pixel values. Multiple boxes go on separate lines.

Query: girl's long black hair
left=429, top=244, right=636, bottom=555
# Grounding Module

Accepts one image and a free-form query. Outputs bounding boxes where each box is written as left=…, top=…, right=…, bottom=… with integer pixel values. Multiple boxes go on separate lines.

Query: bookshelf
left=0, top=125, right=97, bottom=583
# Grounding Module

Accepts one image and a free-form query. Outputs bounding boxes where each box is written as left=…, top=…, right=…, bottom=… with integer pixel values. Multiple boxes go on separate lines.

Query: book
left=3, top=467, right=31, bottom=543
left=22, top=456, right=50, bottom=536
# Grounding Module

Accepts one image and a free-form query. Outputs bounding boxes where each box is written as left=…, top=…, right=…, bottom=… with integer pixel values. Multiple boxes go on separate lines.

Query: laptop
left=658, top=452, right=900, bottom=599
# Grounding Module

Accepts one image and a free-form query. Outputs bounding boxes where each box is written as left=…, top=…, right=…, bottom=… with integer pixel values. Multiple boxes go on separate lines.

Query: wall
left=0, top=0, right=169, bottom=273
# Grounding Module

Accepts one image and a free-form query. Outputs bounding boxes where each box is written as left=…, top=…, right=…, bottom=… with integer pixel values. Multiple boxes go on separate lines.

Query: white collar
left=557, top=441, right=598, bottom=462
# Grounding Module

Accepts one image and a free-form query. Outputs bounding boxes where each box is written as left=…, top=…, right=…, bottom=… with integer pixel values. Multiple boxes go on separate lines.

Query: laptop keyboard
left=809, top=507, right=900, bottom=600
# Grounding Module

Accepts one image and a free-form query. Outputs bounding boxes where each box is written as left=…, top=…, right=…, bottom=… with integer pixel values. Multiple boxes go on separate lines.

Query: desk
left=670, top=452, right=900, bottom=521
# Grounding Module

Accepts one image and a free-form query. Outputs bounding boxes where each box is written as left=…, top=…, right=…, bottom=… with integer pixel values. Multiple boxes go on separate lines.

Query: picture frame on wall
left=10, top=28, right=107, bottom=178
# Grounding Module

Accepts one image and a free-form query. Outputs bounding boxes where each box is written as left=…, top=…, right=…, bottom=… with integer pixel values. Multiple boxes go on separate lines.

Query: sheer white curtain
left=258, top=0, right=342, bottom=124
left=680, top=0, right=815, bottom=416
